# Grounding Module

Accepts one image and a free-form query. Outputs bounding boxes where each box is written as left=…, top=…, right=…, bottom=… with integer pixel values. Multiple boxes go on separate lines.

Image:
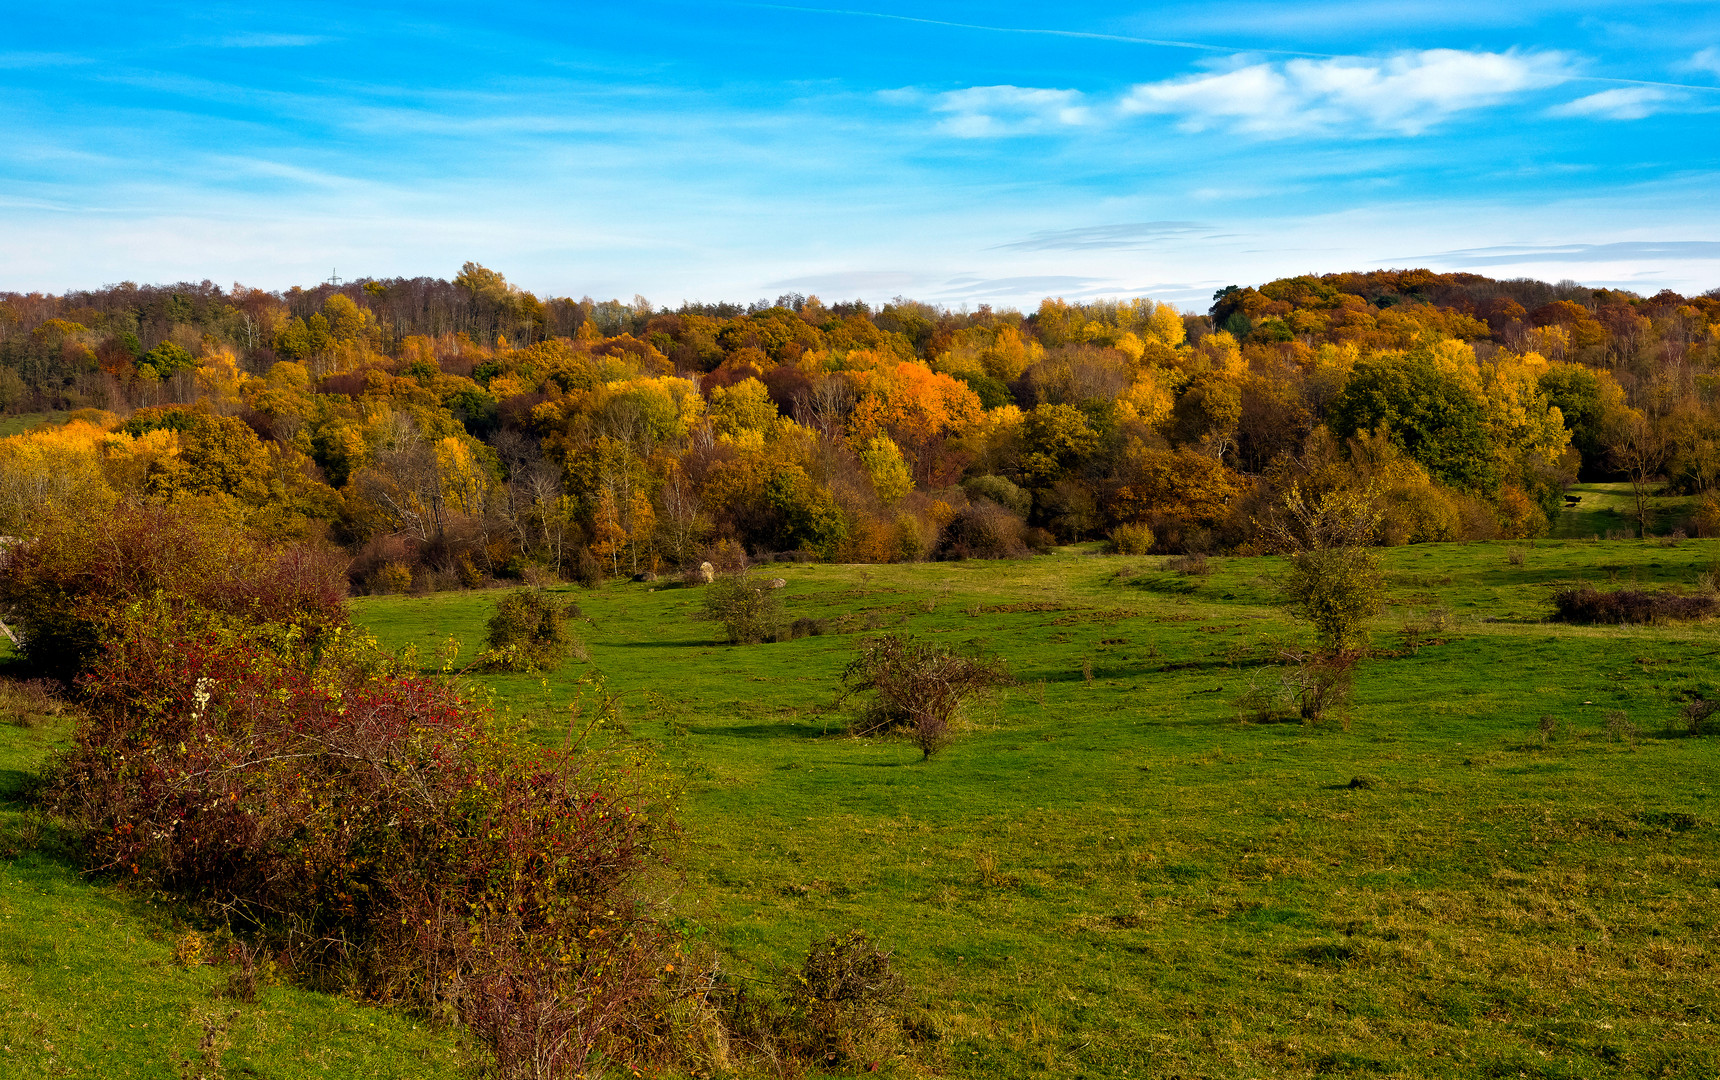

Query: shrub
left=1109, top=522, right=1155, bottom=555
left=937, top=501, right=1029, bottom=560
left=44, top=604, right=668, bottom=1079
left=0, top=501, right=349, bottom=681
left=376, top=561, right=414, bottom=594
left=521, top=561, right=562, bottom=589
left=789, top=931, right=905, bottom=1067
left=789, top=616, right=830, bottom=639
left=702, top=571, right=784, bottom=644
left=19, top=503, right=674, bottom=1077
left=843, top=633, right=1009, bottom=758
left=961, top=474, right=1030, bottom=516
left=1167, top=552, right=1211, bottom=575
left=705, top=538, right=750, bottom=574
left=1678, top=698, right=1717, bottom=736
left=480, top=588, right=582, bottom=672
left=0, top=678, right=65, bottom=729
left=1550, top=586, right=1718, bottom=625
left=1282, top=545, right=1382, bottom=655
left=1283, top=650, right=1359, bottom=725
left=570, top=552, right=604, bottom=589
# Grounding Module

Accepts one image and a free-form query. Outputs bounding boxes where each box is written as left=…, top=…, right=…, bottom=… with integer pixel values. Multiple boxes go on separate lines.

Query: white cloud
left=1118, top=49, right=1571, bottom=136
left=1547, top=87, right=1676, bottom=120
left=924, top=85, right=1092, bottom=138
left=1682, top=46, right=1720, bottom=78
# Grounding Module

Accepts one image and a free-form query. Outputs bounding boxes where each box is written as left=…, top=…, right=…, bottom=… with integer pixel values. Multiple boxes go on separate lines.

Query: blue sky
left=3, top=1, right=1719, bottom=309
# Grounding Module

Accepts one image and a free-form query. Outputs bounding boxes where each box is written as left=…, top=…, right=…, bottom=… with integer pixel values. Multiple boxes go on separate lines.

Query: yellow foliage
left=1191, top=331, right=1245, bottom=377
left=434, top=436, right=492, bottom=515
left=0, top=421, right=119, bottom=531
left=859, top=434, right=913, bottom=502
left=717, top=428, right=767, bottom=452
left=489, top=374, right=532, bottom=400
left=196, top=348, right=250, bottom=413
left=708, top=378, right=779, bottom=439
left=1115, top=369, right=1177, bottom=428
left=934, top=324, right=1043, bottom=382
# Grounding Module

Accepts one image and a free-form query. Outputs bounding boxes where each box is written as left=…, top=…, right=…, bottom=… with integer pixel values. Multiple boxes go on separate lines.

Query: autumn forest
left=3, top=263, right=1718, bottom=586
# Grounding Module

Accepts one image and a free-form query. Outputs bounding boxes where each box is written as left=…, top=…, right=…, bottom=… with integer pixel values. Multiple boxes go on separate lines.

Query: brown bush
left=843, top=633, right=1009, bottom=758
left=0, top=502, right=348, bottom=681
left=936, top=501, right=1030, bottom=560
left=1550, top=585, right=1718, bottom=625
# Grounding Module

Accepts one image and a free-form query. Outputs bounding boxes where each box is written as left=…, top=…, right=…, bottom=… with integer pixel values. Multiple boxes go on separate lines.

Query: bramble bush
left=1550, top=585, right=1718, bottom=625
left=843, top=633, right=1009, bottom=758
left=480, top=587, right=582, bottom=671
left=15, top=503, right=682, bottom=1079
left=0, top=500, right=349, bottom=680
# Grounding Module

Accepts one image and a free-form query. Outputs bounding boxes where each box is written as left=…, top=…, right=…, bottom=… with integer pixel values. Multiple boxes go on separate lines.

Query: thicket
left=9, top=504, right=680, bottom=1078
left=1550, top=585, right=1719, bottom=625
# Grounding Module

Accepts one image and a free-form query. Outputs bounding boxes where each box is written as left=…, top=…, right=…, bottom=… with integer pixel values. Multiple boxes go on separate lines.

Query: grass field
left=3, top=535, right=1717, bottom=1078
left=348, top=537, right=1720, bottom=1079
left=0, top=413, right=68, bottom=439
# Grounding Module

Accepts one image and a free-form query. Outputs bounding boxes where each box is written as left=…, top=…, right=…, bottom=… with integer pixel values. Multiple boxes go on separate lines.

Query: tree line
left=2, top=262, right=1717, bottom=588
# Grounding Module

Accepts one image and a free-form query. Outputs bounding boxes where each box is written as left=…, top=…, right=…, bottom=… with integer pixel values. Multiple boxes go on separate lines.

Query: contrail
left=738, top=3, right=1338, bottom=58
left=739, top=4, right=1720, bottom=93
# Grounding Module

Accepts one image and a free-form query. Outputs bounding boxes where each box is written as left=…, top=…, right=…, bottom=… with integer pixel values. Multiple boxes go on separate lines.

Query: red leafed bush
left=45, top=603, right=669, bottom=1077
left=20, top=503, right=676, bottom=1078
left=0, top=500, right=349, bottom=679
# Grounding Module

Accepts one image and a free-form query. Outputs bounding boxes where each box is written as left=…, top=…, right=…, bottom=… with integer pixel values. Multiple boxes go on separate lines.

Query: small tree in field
left=1259, top=484, right=1384, bottom=722
left=480, top=588, right=581, bottom=671
left=842, top=633, right=1009, bottom=758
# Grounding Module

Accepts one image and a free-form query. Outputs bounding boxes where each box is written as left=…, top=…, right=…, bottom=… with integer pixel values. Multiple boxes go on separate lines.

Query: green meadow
left=3, top=511, right=1718, bottom=1077
left=352, top=529, right=1720, bottom=1079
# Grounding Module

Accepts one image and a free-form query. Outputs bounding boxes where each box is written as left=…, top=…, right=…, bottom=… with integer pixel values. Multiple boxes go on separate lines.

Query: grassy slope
left=1549, top=480, right=1701, bottom=539
left=0, top=413, right=68, bottom=439
left=0, top=715, right=469, bottom=1078
left=354, top=537, right=1720, bottom=1080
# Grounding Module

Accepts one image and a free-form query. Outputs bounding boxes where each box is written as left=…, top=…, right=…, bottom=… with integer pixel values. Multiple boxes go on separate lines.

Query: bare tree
left=1606, top=411, right=1669, bottom=538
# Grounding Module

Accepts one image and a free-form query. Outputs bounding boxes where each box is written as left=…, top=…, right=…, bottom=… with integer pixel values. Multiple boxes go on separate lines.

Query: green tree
left=1329, top=350, right=1495, bottom=492
left=138, top=341, right=196, bottom=380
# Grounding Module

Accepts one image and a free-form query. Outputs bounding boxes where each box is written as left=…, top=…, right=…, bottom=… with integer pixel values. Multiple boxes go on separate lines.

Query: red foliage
left=47, top=608, right=666, bottom=1076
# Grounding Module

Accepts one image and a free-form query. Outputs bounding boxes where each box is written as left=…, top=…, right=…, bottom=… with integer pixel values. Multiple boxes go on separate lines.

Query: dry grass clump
left=0, top=679, right=66, bottom=729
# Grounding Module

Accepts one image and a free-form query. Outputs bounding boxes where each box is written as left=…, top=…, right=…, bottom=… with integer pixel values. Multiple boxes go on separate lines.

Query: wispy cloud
left=997, top=221, right=1218, bottom=251
left=1548, top=87, right=1677, bottom=120
left=1682, top=46, right=1720, bottom=79
left=0, top=51, right=92, bottom=70
left=217, top=33, right=329, bottom=48
left=1119, top=49, right=1572, bottom=136
left=748, top=5, right=1325, bottom=57
left=900, top=85, right=1092, bottom=137
left=1413, top=241, right=1720, bottom=266
left=761, top=270, right=927, bottom=296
